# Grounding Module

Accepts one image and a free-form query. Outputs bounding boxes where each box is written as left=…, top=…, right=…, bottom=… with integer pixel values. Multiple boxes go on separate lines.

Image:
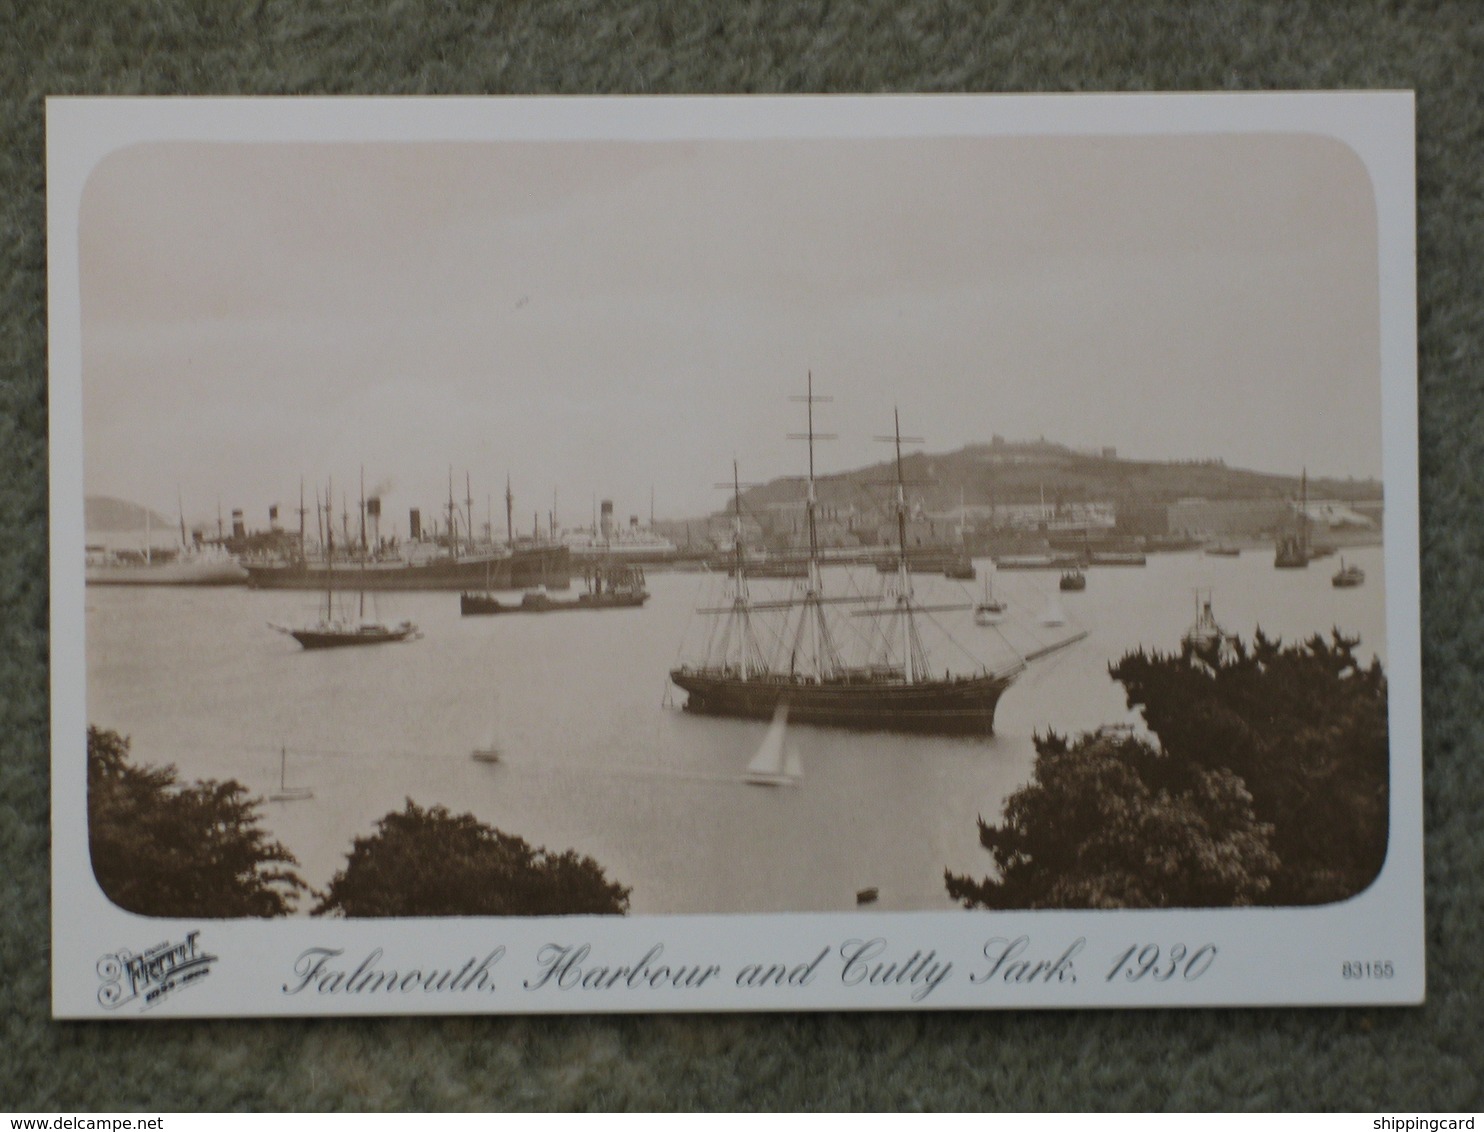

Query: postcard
left=48, top=93, right=1421, bottom=1017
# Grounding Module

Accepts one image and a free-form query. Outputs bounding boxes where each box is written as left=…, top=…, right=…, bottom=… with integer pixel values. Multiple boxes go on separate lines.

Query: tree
left=1111, top=631, right=1388, bottom=904
left=946, top=631, right=1388, bottom=910
left=312, top=799, right=630, bottom=917
left=945, top=729, right=1278, bottom=910
left=88, top=726, right=307, bottom=917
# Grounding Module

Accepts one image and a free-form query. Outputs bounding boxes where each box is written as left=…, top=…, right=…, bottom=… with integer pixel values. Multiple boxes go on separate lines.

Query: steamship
left=561, top=498, right=678, bottom=561
left=244, top=489, right=569, bottom=592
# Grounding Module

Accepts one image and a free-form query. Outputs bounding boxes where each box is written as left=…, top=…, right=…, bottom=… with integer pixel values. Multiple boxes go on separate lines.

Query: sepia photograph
left=49, top=94, right=1421, bottom=1015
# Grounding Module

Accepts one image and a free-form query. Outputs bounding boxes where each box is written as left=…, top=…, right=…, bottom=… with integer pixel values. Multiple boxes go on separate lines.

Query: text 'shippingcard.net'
left=48, top=93, right=1422, bottom=1017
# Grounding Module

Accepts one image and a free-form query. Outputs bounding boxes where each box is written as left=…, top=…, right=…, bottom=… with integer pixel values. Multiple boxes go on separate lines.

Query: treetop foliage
left=88, top=726, right=308, bottom=917
left=312, top=799, right=631, bottom=918
left=947, top=630, right=1388, bottom=910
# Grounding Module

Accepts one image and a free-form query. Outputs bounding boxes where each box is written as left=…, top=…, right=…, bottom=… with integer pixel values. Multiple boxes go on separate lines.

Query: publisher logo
left=97, top=930, right=217, bottom=1011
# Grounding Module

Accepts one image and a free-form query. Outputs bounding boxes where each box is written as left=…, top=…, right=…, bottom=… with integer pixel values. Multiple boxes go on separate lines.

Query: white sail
left=745, top=703, right=799, bottom=786
left=782, top=747, right=803, bottom=779
left=1038, top=595, right=1067, bottom=627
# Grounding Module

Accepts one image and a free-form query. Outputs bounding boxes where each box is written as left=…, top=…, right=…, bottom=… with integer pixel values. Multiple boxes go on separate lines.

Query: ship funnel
left=409, top=507, right=421, bottom=541
left=600, top=499, right=614, bottom=542
left=231, top=509, right=245, bottom=539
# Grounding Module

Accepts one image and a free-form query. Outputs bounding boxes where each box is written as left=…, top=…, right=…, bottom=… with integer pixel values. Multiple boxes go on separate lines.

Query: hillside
left=727, top=440, right=1380, bottom=523
left=85, top=496, right=173, bottom=532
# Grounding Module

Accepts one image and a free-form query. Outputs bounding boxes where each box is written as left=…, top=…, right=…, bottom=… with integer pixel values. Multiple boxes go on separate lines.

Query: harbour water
left=84, top=545, right=1387, bottom=916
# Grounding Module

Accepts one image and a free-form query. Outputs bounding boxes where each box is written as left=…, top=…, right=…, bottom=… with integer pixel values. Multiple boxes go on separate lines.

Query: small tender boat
left=1059, top=568, right=1086, bottom=592
left=942, top=556, right=976, bottom=580
left=974, top=573, right=1007, bottom=626
left=855, top=887, right=880, bottom=905
left=1331, top=558, right=1365, bottom=588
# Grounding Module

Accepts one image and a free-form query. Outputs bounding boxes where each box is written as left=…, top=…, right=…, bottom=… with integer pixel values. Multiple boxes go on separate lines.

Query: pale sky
left=80, top=132, right=1382, bottom=532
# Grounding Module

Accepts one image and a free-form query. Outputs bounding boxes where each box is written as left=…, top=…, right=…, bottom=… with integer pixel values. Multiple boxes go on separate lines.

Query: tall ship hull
left=245, top=546, right=569, bottom=591
left=669, top=668, right=1015, bottom=736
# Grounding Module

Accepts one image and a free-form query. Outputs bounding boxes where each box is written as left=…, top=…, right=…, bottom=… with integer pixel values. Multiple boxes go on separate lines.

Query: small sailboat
left=1038, top=594, right=1068, bottom=628
left=471, top=722, right=502, bottom=763
left=744, top=703, right=802, bottom=787
left=1332, top=557, right=1365, bottom=588
left=974, top=572, right=1007, bottom=625
left=268, top=746, right=313, bottom=802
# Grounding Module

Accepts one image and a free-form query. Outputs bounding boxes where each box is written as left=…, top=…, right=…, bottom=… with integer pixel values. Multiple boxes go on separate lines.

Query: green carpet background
left=3, top=0, right=1481, bottom=1111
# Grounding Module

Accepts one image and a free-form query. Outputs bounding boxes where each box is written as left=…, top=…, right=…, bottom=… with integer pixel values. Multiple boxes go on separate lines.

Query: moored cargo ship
left=246, top=544, right=569, bottom=592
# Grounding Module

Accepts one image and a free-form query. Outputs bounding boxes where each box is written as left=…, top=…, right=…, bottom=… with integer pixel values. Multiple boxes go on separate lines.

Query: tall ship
left=669, top=378, right=1082, bottom=737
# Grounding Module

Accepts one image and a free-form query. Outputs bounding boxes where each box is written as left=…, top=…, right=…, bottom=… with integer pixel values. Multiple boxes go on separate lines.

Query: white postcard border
left=49, top=92, right=1422, bottom=1017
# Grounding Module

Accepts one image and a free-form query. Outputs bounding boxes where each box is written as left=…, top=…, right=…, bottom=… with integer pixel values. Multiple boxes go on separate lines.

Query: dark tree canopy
left=947, top=631, right=1388, bottom=910
left=1113, top=631, right=1388, bottom=905
left=88, top=726, right=307, bottom=917
left=313, top=799, right=631, bottom=918
left=946, top=729, right=1278, bottom=910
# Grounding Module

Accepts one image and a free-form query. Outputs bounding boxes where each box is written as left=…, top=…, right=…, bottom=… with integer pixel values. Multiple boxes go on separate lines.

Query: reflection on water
left=84, top=546, right=1387, bottom=915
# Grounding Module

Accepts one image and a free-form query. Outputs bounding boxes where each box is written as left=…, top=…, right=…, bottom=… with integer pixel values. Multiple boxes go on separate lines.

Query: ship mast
left=505, top=475, right=514, bottom=550
left=1300, top=466, right=1309, bottom=557
left=323, top=480, right=334, bottom=623
left=787, top=372, right=843, bottom=679
left=446, top=469, right=458, bottom=559
left=358, top=468, right=367, bottom=619
left=875, top=408, right=930, bottom=684
left=726, top=460, right=755, bottom=678
left=465, top=472, right=475, bottom=552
